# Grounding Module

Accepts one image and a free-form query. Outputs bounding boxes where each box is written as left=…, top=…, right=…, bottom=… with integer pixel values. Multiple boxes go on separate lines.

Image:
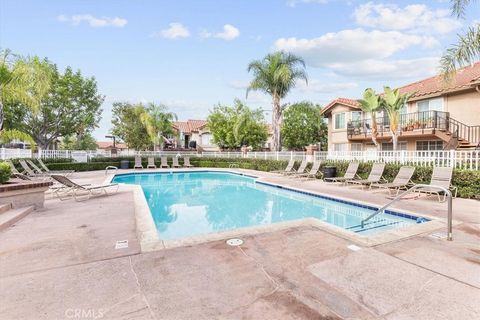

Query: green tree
left=4, top=61, right=104, bottom=149
left=381, top=86, right=415, bottom=151
left=140, top=103, right=177, bottom=150
left=440, top=1, right=480, bottom=77
left=247, top=51, right=307, bottom=151
left=281, top=101, right=327, bottom=150
left=61, top=133, right=98, bottom=150
left=357, top=88, right=382, bottom=150
left=207, top=99, right=268, bottom=150
left=111, top=102, right=152, bottom=150
left=0, top=49, right=52, bottom=143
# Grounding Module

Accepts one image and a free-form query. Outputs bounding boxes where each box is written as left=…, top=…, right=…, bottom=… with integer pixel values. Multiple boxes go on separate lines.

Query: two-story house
left=323, top=62, right=480, bottom=151
left=172, top=120, right=218, bottom=151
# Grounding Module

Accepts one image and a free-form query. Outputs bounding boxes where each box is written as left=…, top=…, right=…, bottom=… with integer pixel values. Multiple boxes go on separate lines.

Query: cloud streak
left=154, top=22, right=190, bottom=39
left=201, top=24, right=240, bottom=40
left=57, top=14, right=127, bottom=28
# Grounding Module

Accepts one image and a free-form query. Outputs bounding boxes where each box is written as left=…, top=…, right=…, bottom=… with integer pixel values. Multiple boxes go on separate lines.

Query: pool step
left=0, top=205, right=35, bottom=232
left=0, top=203, right=12, bottom=215
left=349, top=219, right=404, bottom=233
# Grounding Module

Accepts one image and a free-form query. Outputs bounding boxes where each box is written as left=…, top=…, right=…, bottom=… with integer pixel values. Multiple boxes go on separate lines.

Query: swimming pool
left=112, top=171, right=427, bottom=241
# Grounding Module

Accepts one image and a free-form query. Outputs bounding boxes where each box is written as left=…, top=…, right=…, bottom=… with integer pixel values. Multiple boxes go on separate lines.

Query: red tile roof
left=173, top=120, right=208, bottom=133
left=96, top=141, right=128, bottom=149
left=399, top=61, right=480, bottom=99
left=322, top=97, right=360, bottom=114
left=323, top=61, right=480, bottom=114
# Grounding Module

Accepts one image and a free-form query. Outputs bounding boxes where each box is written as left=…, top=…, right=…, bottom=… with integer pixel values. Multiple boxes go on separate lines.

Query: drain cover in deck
left=226, top=238, right=243, bottom=246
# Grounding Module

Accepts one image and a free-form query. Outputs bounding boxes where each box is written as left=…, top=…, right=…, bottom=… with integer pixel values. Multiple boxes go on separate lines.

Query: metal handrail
left=360, top=184, right=453, bottom=241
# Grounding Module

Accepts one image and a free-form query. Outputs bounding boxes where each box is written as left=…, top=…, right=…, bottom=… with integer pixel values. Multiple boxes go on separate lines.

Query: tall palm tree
left=0, top=49, right=52, bottom=142
left=381, top=87, right=415, bottom=151
left=140, top=103, right=177, bottom=150
left=357, top=88, right=381, bottom=150
left=246, top=51, right=307, bottom=151
left=440, top=1, right=480, bottom=78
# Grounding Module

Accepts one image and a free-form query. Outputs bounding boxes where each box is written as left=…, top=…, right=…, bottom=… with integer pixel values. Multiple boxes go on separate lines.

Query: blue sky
left=1, top=0, right=477, bottom=139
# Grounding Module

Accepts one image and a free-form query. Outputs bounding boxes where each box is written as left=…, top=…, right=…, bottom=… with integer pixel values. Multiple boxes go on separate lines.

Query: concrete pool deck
left=0, top=169, right=479, bottom=319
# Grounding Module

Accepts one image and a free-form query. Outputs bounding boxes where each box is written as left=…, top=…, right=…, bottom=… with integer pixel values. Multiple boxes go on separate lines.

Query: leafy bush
left=0, top=162, right=12, bottom=184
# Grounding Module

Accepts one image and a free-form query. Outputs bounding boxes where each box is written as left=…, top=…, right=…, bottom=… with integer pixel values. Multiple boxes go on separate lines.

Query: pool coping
left=107, top=168, right=456, bottom=251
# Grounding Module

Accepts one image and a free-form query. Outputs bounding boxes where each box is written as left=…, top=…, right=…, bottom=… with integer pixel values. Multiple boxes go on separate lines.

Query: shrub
left=0, top=162, right=12, bottom=184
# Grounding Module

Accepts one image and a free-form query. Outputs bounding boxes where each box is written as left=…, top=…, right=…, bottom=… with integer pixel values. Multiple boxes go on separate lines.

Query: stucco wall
left=444, top=90, right=480, bottom=126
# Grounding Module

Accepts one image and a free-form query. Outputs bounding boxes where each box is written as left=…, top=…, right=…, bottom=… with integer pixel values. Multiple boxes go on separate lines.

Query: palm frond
left=0, top=129, right=35, bottom=145
left=451, top=0, right=475, bottom=18
left=440, top=25, right=480, bottom=80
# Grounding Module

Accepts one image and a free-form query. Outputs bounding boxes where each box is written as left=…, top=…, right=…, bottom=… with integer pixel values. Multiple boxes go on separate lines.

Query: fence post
left=276, top=151, right=279, bottom=161
left=449, top=149, right=456, bottom=168
left=0, top=148, right=4, bottom=160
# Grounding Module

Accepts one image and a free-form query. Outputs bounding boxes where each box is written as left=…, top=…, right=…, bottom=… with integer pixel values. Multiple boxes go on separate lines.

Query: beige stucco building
left=172, top=120, right=219, bottom=151
left=323, top=62, right=480, bottom=152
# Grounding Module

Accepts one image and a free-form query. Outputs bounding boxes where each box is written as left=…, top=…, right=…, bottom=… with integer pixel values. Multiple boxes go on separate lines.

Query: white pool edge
left=112, top=168, right=456, bottom=251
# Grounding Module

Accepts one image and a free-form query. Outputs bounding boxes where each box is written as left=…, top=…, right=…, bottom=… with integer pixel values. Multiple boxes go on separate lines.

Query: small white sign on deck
left=115, top=240, right=129, bottom=249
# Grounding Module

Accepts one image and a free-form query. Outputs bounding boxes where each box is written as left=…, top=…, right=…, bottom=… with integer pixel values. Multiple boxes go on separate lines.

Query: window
left=351, top=143, right=362, bottom=151
left=416, top=140, right=444, bottom=151
left=381, top=142, right=407, bottom=151
left=351, top=111, right=362, bottom=123
left=201, top=133, right=213, bottom=146
left=333, top=143, right=347, bottom=151
left=417, top=98, right=443, bottom=112
left=334, top=113, right=346, bottom=129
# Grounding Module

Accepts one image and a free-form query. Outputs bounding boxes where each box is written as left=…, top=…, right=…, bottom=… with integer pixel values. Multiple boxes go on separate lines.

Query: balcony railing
left=347, top=111, right=448, bottom=138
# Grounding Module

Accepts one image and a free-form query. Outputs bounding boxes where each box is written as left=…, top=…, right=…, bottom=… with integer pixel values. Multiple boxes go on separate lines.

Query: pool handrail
left=360, top=184, right=453, bottom=241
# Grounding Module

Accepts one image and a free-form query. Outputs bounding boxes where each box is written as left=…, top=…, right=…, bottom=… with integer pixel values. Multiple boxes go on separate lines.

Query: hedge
left=0, top=162, right=12, bottom=184
left=36, top=157, right=480, bottom=199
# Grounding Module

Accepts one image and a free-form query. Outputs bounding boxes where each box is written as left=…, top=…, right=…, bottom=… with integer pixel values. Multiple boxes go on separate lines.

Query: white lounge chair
left=160, top=157, right=169, bottom=168
left=134, top=156, right=143, bottom=169
left=36, top=158, right=74, bottom=176
left=324, top=162, right=360, bottom=184
left=51, top=174, right=119, bottom=201
left=19, top=159, right=49, bottom=178
left=271, top=159, right=295, bottom=174
left=370, top=166, right=415, bottom=195
left=346, top=163, right=386, bottom=188
left=183, top=157, right=193, bottom=168
left=293, top=161, right=322, bottom=180
left=415, top=167, right=457, bottom=202
left=172, top=157, right=182, bottom=168
left=147, top=157, right=156, bottom=169
left=283, top=159, right=308, bottom=176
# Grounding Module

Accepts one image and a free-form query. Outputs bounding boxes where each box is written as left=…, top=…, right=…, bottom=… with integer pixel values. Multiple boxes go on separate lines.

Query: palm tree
left=440, top=1, right=480, bottom=78
left=357, top=88, right=381, bottom=150
left=246, top=51, right=307, bottom=151
left=140, top=103, right=177, bottom=150
left=0, top=49, right=52, bottom=142
left=381, top=87, right=415, bottom=151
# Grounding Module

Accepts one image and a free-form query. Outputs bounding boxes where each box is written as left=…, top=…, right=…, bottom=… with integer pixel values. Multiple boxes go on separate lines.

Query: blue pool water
left=112, top=171, right=424, bottom=241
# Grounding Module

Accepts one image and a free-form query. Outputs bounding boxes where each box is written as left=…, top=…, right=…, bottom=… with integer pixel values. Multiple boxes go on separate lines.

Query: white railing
left=3, top=148, right=479, bottom=169
left=314, top=150, right=480, bottom=170
left=0, top=148, right=32, bottom=160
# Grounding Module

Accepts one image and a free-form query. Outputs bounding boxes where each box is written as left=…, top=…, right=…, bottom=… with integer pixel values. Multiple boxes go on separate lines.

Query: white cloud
left=353, top=2, right=462, bottom=34
left=274, top=28, right=437, bottom=67
left=297, top=80, right=358, bottom=93
left=155, top=23, right=190, bottom=39
left=329, top=57, right=440, bottom=79
left=57, top=14, right=127, bottom=28
left=201, top=24, right=240, bottom=40
left=286, top=0, right=328, bottom=7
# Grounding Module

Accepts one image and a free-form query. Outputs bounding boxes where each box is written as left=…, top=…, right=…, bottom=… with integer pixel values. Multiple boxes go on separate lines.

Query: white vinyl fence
left=314, top=150, right=480, bottom=170
left=0, top=148, right=32, bottom=160
left=2, top=148, right=479, bottom=170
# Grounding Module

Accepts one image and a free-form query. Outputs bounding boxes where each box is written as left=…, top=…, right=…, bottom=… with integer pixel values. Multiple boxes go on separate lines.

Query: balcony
left=347, top=111, right=449, bottom=140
